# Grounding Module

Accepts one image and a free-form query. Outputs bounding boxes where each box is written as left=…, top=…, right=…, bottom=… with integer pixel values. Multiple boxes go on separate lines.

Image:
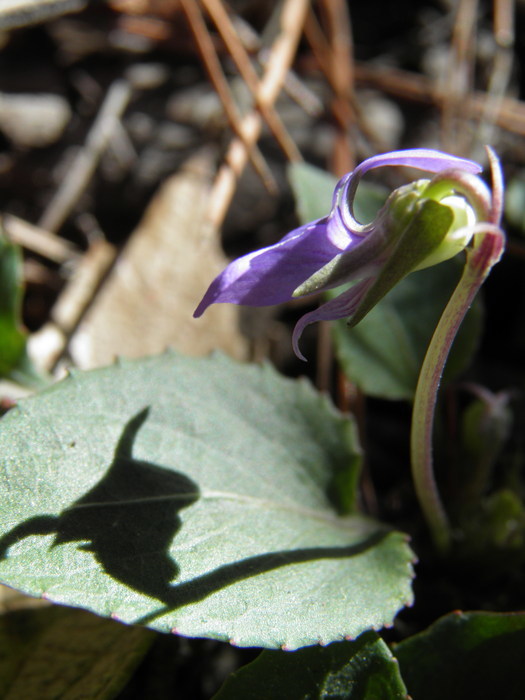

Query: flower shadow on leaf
left=0, top=409, right=387, bottom=614
left=0, top=408, right=200, bottom=603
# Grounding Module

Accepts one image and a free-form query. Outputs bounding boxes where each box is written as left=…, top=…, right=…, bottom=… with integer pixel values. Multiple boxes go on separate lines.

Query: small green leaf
left=457, top=392, right=512, bottom=503
left=395, top=611, right=525, bottom=700
left=452, top=489, right=525, bottom=577
left=0, top=606, right=152, bottom=699
left=0, top=233, right=27, bottom=377
left=288, top=162, right=387, bottom=226
left=0, top=230, right=45, bottom=387
left=331, top=259, right=483, bottom=400
left=505, top=175, right=525, bottom=236
left=214, top=631, right=408, bottom=699
left=0, top=353, right=414, bottom=649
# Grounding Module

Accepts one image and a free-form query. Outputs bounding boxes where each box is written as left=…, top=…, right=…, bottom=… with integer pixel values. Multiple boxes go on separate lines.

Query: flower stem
left=410, top=226, right=504, bottom=552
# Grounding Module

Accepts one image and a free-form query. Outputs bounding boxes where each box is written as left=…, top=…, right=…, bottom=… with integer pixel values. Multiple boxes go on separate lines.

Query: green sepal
left=293, top=182, right=426, bottom=297
left=348, top=198, right=453, bottom=327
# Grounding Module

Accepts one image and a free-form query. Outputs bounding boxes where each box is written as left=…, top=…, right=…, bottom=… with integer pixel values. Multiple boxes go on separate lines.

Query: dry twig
left=3, top=214, right=79, bottom=264
left=354, top=61, right=525, bottom=139
left=29, top=240, right=116, bottom=372
left=201, top=0, right=302, bottom=163
left=317, top=0, right=355, bottom=175
left=38, top=79, right=133, bottom=233
left=473, top=0, right=515, bottom=154
left=304, top=8, right=383, bottom=159
left=206, top=0, right=310, bottom=230
left=180, top=0, right=277, bottom=193
left=441, top=0, right=479, bottom=150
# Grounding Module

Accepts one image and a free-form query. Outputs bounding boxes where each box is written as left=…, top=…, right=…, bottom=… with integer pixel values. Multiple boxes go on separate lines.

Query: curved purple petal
left=339, top=149, right=483, bottom=231
left=194, top=214, right=358, bottom=317
left=351, top=149, right=482, bottom=179
left=292, top=279, right=374, bottom=361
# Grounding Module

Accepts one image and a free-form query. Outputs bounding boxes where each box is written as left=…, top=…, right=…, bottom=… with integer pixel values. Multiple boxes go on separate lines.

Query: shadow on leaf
left=0, top=408, right=199, bottom=603
left=0, top=409, right=388, bottom=616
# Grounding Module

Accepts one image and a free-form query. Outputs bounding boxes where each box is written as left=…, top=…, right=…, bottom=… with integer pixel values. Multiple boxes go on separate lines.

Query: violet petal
left=292, top=278, right=374, bottom=360
left=351, top=149, right=482, bottom=179
left=339, top=150, right=483, bottom=231
left=194, top=217, right=357, bottom=317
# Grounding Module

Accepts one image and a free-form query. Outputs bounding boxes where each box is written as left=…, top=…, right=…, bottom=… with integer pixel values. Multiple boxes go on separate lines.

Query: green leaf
left=456, top=392, right=512, bottom=504
left=287, top=162, right=387, bottom=226
left=395, top=611, right=525, bottom=700
left=0, top=605, right=152, bottom=699
left=452, top=489, right=525, bottom=576
left=0, top=353, right=414, bottom=649
left=0, top=234, right=27, bottom=377
left=214, top=631, right=408, bottom=699
left=0, top=230, right=45, bottom=388
left=331, top=259, right=483, bottom=400
left=505, top=175, right=525, bottom=236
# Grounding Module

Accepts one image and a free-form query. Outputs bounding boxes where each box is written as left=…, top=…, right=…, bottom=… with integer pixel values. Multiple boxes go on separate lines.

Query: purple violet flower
left=194, top=149, right=498, bottom=360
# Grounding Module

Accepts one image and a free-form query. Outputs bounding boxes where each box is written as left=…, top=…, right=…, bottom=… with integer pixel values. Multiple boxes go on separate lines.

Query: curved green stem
left=410, top=225, right=504, bottom=552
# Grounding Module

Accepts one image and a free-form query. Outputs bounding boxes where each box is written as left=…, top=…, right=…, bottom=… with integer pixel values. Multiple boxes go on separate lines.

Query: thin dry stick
left=206, top=0, right=310, bottom=230
left=353, top=62, right=525, bottom=137
left=50, top=240, right=115, bottom=335
left=230, top=12, right=323, bottom=117
left=494, top=0, right=514, bottom=47
left=29, top=240, right=116, bottom=372
left=179, top=0, right=276, bottom=193
left=441, top=0, right=479, bottom=151
left=304, top=9, right=353, bottom=125
left=258, top=48, right=324, bottom=118
left=201, top=0, right=302, bottom=163
left=319, top=0, right=355, bottom=176
left=38, top=79, right=132, bottom=234
left=2, top=214, right=79, bottom=264
left=310, top=0, right=356, bottom=389
left=474, top=0, right=515, bottom=151
left=304, top=8, right=382, bottom=156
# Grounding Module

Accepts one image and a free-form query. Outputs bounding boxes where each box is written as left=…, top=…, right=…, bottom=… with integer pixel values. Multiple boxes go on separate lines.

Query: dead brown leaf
left=70, top=150, right=247, bottom=368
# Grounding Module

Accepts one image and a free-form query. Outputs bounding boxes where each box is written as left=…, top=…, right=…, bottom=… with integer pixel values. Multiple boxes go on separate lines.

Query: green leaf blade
left=0, top=353, right=414, bottom=649
left=214, top=632, right=408, bottom=700
left=0, top=231, right=47, bottom=387
left=332, top=259, right=483, bottom=400
left=395, top=611, right=525, bottom=700
left=0, top=234, right=27, bottom=377
left=288, top=162, right=387, bottom=226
